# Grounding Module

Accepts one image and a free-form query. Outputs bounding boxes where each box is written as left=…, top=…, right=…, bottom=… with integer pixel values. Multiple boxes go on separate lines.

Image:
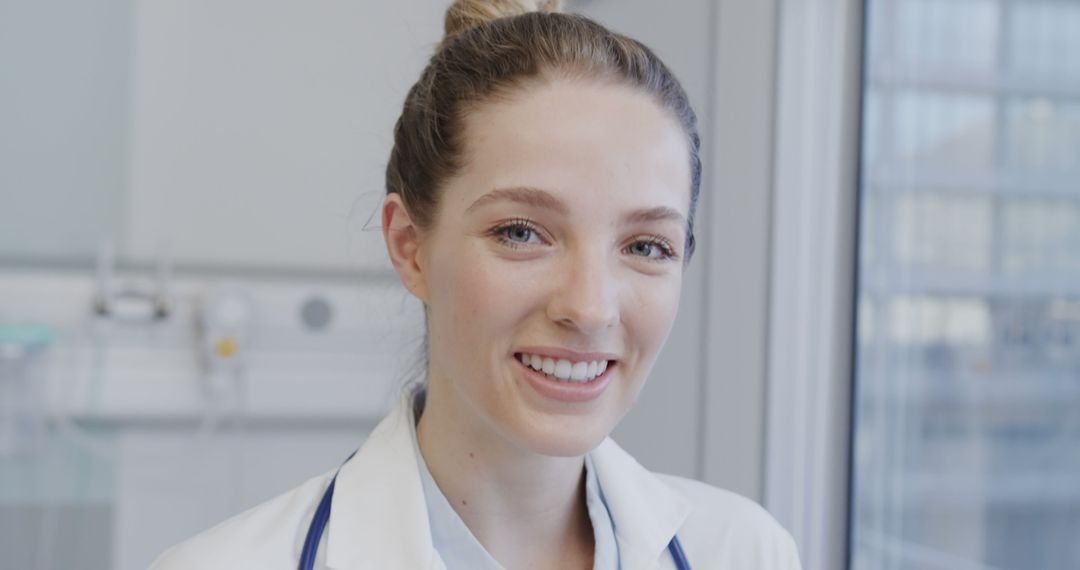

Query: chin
left=514, top=420, right=613, bottom=458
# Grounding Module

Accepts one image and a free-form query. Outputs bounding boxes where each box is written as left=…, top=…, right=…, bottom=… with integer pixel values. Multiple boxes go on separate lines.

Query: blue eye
left=630, top=242, right=655, bottom=257
left=505, top=225, right=533, bottom=243
left=491, top=218, right=543, bottom=249
left=627, top=237, right=677, bottom=262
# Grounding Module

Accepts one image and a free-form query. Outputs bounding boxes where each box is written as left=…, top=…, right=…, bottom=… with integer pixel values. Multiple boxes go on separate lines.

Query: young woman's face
left=414, top=78, right=691, bottom=457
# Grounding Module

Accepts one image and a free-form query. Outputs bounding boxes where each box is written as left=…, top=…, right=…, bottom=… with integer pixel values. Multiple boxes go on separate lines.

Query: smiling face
left=388, top=77, right=691, bottom=458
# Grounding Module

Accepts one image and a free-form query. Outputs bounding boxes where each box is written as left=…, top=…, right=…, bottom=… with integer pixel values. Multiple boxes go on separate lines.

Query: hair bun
left=442, top=0, right=562, bottom=47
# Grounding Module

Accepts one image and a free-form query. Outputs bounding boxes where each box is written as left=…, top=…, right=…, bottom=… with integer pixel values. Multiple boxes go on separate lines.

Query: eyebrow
left=465, top=186, right=686, bottom=228
left=623, top=205, right=686, bottom=227
left=465, top=186, right=569, bottom=216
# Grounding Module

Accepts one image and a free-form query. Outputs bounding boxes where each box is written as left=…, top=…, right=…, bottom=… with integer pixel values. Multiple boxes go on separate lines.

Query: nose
left=545, top=246, right=620, bottom=335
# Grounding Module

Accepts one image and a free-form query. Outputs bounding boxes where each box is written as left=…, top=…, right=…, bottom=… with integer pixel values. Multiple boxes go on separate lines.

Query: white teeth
left=517, top=353, right=611, bottom=383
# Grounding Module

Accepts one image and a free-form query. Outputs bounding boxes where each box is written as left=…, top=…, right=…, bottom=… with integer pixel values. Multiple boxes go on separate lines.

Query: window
left=850, top=1, right=1080, bottom=568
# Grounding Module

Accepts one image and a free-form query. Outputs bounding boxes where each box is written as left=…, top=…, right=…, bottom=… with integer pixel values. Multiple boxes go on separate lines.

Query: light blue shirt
left=409, top=389, right=620, bottom=570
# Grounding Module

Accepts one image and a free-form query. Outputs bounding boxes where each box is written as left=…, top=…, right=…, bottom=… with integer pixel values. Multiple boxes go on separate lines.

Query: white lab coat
left=150, top=393, right=801, bottom=570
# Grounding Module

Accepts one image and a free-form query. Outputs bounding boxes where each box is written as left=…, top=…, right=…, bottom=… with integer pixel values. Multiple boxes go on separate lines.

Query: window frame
left=763, top=1, right=866, bottom=570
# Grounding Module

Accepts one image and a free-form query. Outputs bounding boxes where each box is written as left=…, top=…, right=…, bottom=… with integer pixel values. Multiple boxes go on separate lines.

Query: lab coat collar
left=591, top=438, right=692, bottom=570
left=324, top=391, right=691, bottom=570
left=324, top=391, right=441, bottom=570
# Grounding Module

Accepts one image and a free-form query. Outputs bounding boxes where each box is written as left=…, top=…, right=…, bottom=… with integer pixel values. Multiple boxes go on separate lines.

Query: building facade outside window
left=850, top=0, right=1080, bottom=568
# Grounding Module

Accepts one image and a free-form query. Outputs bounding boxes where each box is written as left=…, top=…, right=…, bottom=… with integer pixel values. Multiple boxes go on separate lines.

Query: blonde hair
left=387, top=0, right=701, bottom=260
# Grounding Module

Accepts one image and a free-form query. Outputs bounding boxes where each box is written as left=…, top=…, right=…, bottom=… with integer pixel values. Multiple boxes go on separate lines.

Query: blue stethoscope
left=298, top=457, right=692, bottom=570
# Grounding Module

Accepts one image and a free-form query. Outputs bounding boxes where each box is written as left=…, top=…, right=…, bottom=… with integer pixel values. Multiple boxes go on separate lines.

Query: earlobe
left=381, top=194, right=430, bottom=303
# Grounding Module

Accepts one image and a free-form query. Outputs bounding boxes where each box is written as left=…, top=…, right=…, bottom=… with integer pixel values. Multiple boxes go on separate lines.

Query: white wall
left=697, top=0, right=779, bottom=499
left=125, top=0, right=447, bottom=272
left=0, top=0, right=132, bottom=261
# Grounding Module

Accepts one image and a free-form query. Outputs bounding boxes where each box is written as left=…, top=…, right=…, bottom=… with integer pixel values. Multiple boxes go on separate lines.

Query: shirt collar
left=585, top=453, right=622, bottom=570
left=411, top=400, right=621, bottom=570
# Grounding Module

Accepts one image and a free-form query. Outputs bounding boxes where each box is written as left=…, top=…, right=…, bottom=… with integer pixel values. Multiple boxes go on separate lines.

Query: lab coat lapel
left=590, top=438, right=692, bottom=570
left=323, top=394, right=444, bottom=570
left=319, top=394, right=689, bottom=570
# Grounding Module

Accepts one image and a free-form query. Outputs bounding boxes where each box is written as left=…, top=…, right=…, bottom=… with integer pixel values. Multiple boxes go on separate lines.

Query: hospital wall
left=0, top=1, right=780, bottom=569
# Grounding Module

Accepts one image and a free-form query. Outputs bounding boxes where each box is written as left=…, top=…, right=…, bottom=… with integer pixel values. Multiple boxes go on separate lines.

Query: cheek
left=427, top=244, right=530, bottom=364
left=627, top=277, right=683, bottom=356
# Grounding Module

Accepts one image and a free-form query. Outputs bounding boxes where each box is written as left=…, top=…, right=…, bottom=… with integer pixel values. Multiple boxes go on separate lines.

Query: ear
left=382, top=193, right=431, bottom=303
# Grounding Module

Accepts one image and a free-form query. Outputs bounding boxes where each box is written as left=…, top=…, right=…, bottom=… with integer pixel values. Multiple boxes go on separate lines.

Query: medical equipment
left=297, top=454, right=694, bottom=570
left=196, top=286, right=254, bottom=435
left=92, top=240, right=172, bottom=323
left=0, top=324, right=54, bottom=457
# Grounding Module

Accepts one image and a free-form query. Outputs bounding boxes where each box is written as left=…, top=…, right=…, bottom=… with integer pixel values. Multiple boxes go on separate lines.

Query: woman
left=151, top=1, right=801, bottom=568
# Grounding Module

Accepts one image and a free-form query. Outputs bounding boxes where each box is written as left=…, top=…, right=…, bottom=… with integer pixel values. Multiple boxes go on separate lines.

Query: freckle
left=462, top=499, right=468, bottom=506
left=469, top=452, right=475, bottom=459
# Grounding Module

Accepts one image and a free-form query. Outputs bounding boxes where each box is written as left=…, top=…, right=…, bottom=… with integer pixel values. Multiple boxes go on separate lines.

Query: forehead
left=446, top=78, right=692, bottom=215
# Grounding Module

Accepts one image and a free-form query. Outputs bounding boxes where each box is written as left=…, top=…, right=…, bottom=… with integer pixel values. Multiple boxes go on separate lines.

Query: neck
left=415, top=381, right=594, bottom=568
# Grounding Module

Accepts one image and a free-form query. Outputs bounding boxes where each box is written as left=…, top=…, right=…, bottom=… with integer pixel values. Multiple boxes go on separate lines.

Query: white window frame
left=764, top=1, right=865, bottom=570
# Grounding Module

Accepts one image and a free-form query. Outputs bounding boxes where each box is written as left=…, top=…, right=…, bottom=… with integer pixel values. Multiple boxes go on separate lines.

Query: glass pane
left=851, top=0, right=1080, bottom=569
left=892, top=193, right=993, bottom=273
left=893, top=0, right=1001, bottom=71
left=1002, top=199, right=1080, bottom=277
left=892, top=91, right=996, bottom=169
left=1008, top=1, right=1080, bottom=79
left=1006, top=98, right=1080, bottom=173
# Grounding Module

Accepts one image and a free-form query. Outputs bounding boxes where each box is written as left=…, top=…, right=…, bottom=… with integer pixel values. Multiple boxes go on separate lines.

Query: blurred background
left=0, top=0, right=1077, bottom=569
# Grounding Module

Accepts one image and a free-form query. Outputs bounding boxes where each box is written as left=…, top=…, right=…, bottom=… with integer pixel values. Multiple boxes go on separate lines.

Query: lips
left=514, top=353, right=615, bottom=403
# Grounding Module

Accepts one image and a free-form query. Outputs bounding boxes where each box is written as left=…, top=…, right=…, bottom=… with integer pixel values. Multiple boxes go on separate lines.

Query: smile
left=513, top=351, right=616, bottom=403
left=515, top=352, right=609, bottom=383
